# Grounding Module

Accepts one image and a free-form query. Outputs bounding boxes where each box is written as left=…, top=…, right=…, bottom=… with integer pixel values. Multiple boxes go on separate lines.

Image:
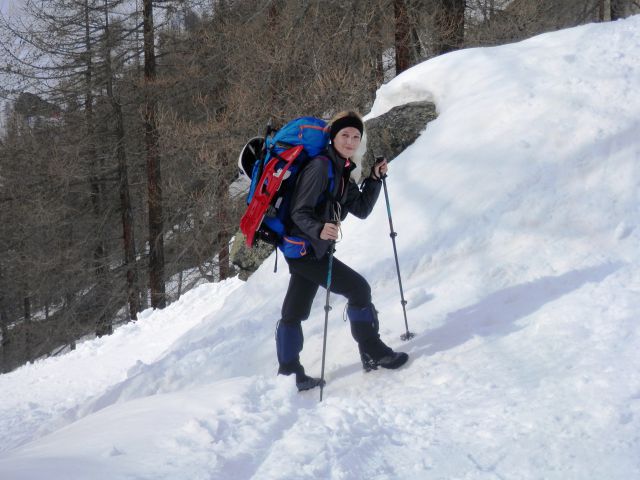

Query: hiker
left=275, top=110, right=409, bottom=391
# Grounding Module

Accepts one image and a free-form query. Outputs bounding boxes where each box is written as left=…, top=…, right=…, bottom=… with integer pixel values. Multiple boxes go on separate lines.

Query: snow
left=2, top=16, right=640, bottom=479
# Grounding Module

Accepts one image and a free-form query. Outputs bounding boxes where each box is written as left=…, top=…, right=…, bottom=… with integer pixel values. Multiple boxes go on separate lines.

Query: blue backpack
left=239, top=117, right=334, bottom=258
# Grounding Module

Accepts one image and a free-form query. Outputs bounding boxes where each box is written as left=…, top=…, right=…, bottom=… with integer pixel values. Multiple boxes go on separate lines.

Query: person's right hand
left=320, top=222, right=340, bottom=241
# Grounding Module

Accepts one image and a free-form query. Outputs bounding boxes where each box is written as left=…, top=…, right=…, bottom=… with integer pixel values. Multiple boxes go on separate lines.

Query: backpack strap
left=314, top=155, right=335, bottom=204
left=278, top=156, right=336, bottom=260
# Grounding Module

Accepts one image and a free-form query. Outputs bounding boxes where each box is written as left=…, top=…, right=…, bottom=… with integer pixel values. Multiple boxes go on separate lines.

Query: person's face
left=332, top=126, right=361, bottom=159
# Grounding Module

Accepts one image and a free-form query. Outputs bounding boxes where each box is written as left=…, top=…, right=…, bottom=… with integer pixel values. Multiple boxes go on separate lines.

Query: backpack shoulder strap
left=309, top=154, right=334, bottom=196
left=307, top=155, right=335, bottom=212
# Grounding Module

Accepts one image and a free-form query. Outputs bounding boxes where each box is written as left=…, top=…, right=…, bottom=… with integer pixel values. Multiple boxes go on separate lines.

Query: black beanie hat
left=329, top=111, right=364, bottom=141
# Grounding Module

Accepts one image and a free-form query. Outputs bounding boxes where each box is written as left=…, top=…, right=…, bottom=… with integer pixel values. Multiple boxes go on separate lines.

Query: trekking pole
left=319, top=241, right=335, bottom=402
left=378, top=159, right=415, bottom=341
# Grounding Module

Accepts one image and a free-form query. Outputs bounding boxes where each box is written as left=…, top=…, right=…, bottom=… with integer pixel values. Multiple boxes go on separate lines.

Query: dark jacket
left=289, top=145, right=382, bottom=259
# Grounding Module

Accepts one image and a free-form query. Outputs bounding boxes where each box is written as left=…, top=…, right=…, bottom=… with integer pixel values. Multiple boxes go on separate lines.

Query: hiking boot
left=277, top=359, right=324, bottom=392
left=347, top=304, right=408, bottom=372
left=361, top=351, right=409, bottom=372
left=296, top=374, right=326, bottom=392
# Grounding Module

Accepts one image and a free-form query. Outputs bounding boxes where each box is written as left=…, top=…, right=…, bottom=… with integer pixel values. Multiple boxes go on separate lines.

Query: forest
left=0, top=0, right=637, bottom=372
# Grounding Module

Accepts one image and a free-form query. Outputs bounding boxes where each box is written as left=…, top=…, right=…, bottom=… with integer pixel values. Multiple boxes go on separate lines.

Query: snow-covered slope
left=1, top=16, right=639, bottom=480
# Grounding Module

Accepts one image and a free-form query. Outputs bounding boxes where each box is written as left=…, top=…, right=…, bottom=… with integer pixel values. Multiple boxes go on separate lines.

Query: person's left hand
left=372, top=158, right=388, bottom=179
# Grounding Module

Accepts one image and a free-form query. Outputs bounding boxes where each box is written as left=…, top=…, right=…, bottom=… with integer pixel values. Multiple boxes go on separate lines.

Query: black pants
left=277, top=253, right=391, bottom=373
left=280, top=253, right=371, bottom=324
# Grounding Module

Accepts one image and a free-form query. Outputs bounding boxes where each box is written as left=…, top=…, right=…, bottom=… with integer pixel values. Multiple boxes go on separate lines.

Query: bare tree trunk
left=367, top=6, right=384, bottom=90
left=216, top=149, right=231, bottom=281
left=434, top=0, right=465, bottom=55
left=0, top=310, right=8, bottom=373
left=598, top=0, right=613, bottom=21
left=143, top=0, right=166, bottom=309
left=23, top=293, right=32, bottom=362
left=117, top=101, right=141, bottom=319
left=610, top=0, right=625, bottom=19
left=104, top=0, right=140, bottom=321
left=218, top=235, right=230, bottom=280
left=0, top=266, right=9, bottom=373
left=394, top=0, right=412, bottom=74
left=177, top=270, right=183, bottom=299
left=84, top=0, right=112, bottom=336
